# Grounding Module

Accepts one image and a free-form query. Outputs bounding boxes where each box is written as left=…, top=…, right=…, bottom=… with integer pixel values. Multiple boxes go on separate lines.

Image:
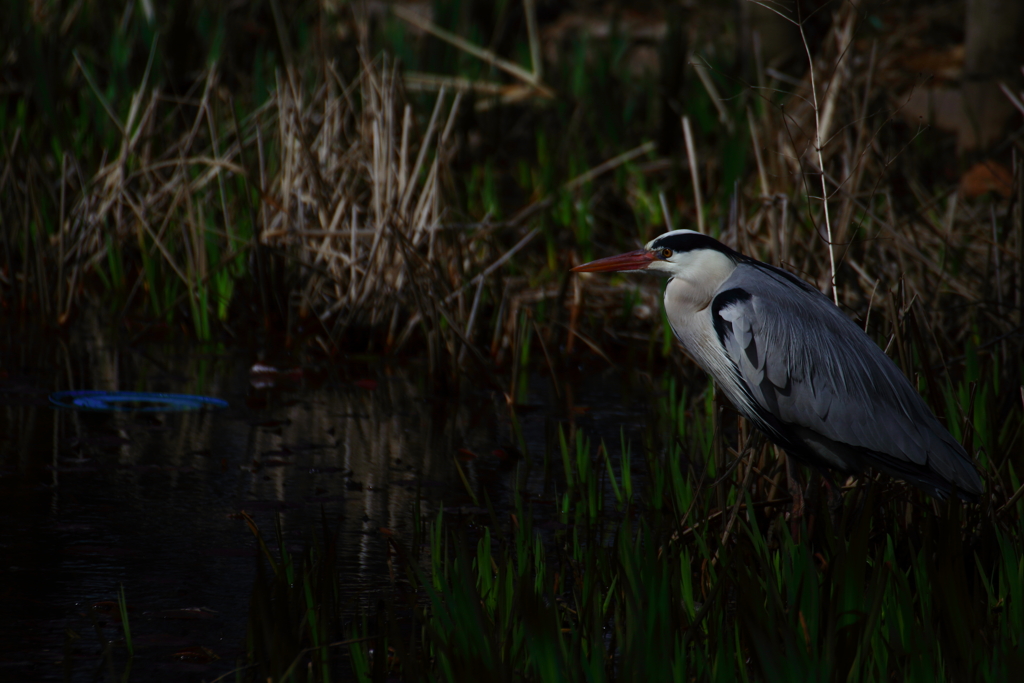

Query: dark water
left=0, top=314, right=654, bottom=681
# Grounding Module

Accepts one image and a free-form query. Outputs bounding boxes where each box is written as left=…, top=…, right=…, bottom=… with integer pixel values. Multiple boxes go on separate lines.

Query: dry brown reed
left=59, top=65, right=246, bottom=322
left=259, top=55, right=465, bottom=350
left=3, top=48, right=498, bottom=364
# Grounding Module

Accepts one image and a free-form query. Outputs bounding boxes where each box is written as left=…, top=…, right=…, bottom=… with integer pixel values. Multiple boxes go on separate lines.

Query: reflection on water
left=0, top=313, right=653, bottom=681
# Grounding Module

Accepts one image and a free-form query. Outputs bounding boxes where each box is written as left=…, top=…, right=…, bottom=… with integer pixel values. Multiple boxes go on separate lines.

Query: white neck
left=656, top=249, right=736, bottom=314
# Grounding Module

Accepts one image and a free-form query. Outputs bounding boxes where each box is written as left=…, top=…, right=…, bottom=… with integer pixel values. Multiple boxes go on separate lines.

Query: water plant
left=118, top=583, right=134, bottom=659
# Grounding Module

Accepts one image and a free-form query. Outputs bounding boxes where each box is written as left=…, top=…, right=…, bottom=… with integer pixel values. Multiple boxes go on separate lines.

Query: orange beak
left=571, top=249, right=657, bottom=272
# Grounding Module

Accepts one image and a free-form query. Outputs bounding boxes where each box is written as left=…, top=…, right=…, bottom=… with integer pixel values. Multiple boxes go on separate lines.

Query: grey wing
left=711, top=265, right=982, bottom=499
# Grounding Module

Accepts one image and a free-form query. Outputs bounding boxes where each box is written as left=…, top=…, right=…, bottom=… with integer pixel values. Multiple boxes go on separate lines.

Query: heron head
left=571, top=230, right=740, bottom=278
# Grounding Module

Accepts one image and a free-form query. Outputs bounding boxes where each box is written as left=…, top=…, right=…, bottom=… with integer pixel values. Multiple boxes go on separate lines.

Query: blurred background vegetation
left=3, top=0, right=1019, bottom=364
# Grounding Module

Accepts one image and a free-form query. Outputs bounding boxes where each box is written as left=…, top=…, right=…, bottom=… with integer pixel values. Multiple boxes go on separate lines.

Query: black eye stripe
left=649, top=233, right=741, bottom=260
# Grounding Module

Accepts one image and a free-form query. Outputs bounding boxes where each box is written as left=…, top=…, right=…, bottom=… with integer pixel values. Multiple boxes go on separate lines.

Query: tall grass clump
left=404, top=378, right=1021, bottom=681
left=1, top=3, right=488, bottom=359
left=243, top=511, right=351, bottom=683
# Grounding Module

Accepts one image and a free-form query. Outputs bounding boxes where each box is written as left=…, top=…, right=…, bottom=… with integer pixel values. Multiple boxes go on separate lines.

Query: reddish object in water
left=249, top=363, right=304, bottom=389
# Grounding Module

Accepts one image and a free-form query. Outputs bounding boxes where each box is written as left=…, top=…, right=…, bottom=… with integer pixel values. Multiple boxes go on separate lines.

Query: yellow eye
left=661, top=248, right=673, bottom=258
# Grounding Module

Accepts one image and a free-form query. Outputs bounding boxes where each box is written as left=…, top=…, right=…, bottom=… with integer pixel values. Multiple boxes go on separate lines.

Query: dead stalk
left=682, top=116, right=705, bottom=234
left=798, top=13, right=839, bottom=305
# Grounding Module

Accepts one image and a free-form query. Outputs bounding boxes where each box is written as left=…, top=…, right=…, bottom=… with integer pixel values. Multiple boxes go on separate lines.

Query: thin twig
left=659, top=192, right=673, bottom=232
left=72, top=50, right=126, bottom=136
left=394, top=5, right=553, bottom=96
left=682, top=117, right=705, bottom=234
left=564, top=141, right=656, bottom=191
left=691, top=58, right=734, bottom=133
left=797, top=9, right=839, bottom=305
left=712, top=447, right=759, bottom=566
left=523, top=0, right=542, bottom=81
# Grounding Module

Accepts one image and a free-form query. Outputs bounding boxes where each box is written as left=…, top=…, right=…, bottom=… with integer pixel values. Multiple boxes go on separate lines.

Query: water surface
left=0, top=314, right=654, bottom=681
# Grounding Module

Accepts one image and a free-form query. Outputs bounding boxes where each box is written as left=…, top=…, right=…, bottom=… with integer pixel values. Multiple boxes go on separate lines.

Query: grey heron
left=572, top=230, right=983, bottom=502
